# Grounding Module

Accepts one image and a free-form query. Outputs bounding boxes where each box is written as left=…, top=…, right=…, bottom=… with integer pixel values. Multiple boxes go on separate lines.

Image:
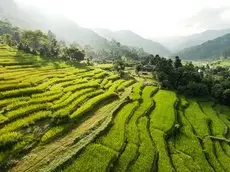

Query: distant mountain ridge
left=0, top=0, right=170, bottom=56
left=94, top=28, right=171, bottom=56
left=155, top=28, right=230, bottom=52
left=175, top=33, right=230, bottom=59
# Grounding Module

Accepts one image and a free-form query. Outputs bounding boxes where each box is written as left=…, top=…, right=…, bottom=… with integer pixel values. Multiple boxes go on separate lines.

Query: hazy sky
left=15, top=0, right=230, bottom=38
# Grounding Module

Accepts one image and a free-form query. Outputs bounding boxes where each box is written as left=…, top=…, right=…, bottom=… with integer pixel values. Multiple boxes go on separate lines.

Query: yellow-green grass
left=50, top=79, right=88, bottom=90
left=53, top=92, right=72, bottom=104
left=170, top=102, right=214, bottom=172
left=104, top=80, right=113, bottom=89
left=148, top=90, right=177, bottom=172
left=0, top=96, right=30, bottom=108
left=169, top=140, right=200, bottom=172
left=199, top=102, right=226, bottom=137
left=52, top=88, right=96, bottom=110
left=184, top=100, right=224, bottom=171
left=94, top=71, right=108, bottom=79
left=0, top=132, right=23, bottom=146
left=114, top=86, right=157, bottom=171
left=0, top=114, right=7, bottom=124
left=214, top=141, right=230, bottom=171
left=2, top=44, right=230, bottom=172
left=6, top=92, right=63, bottom=111
left=150, top=90, right=177, bottom=132
left=129, top=117, right=157, bottom=172
left=130, top=82, right=144, bottom=100
left=107, top=74, right=120, bottom=81
left=127, top=86, right=157, bottom=144
left=108, top=79, right=125, bottom=92
left=52, top=90, right=104, bottom=118
left=70, top=91, right=118, bottom=119
left=117, top=80, right=135, bottom=91
left=10, top=88, right=132, bottom=172
left=41, top=125, right=67, bottom=143
left=213, top=104, right=230, bottom=136
left=0, top=82, right=32, bottom=91
left=5, top=103, right=51, bottom=121
left=150, top=129, right=173, bottom=172
left=113, top=143, right=138, bottom=172
left=63, top=144, right=117, bottom=172
left=101, top=78, right=109, bottom=87
left=63, top=81, right=99, bottom=92
left=98, top=101, right=139, bottom=151
left=95, top=63, right=113, bottom=69
left=184, top=100, right=210, bottom=137
left=0, top=111, right=52, bottom=135
left=0, top=87, right=44, bottom=99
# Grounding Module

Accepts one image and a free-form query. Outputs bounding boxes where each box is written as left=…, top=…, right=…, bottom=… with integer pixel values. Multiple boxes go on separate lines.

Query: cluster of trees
left=0, top=20, right=85, bottom=61
left=84, top=39, right=149, bottom=62
left=140, top=55, right=230, bottom=105
left=1, top=20, right=150, bottom=63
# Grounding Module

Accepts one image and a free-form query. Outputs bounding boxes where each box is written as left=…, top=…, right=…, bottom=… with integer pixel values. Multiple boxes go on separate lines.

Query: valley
left=0, top=45, right=230, bottom=172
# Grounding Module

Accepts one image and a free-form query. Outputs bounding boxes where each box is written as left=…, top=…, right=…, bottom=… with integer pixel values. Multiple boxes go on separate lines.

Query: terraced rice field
left=1, top=44, right=230, bottom=172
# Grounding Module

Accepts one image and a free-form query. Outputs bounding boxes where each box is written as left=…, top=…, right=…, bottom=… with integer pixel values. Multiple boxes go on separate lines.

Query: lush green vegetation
left=143, top=54, right=230, bottom=106
left=1, top=21, right=230, bottom=172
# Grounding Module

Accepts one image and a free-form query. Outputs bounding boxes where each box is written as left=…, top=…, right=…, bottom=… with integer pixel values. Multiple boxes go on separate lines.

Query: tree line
left=0, top=20, right=150, bottom=63
left=137, top=55, right=230, bottom=105
left=0, top=20, right=85, bottom=61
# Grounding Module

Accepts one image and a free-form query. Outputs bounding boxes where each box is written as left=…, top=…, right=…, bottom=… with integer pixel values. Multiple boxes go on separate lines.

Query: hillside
left=175, top=33, right=230, bottom=60
left=1, top=45, right=230, bottom=172
left=0, top=0, right=111, bottom=50
left=94, top=29, right=171, bottom=56
left=155, top=28, right=230, bottom=52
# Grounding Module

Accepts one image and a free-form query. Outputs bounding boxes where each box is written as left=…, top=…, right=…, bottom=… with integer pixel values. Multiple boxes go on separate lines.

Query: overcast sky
left=15, top=0, right=230, bottom=38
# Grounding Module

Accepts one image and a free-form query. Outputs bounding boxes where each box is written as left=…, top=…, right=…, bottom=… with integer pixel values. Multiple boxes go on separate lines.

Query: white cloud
left=15, top=0, right=230, bottom=37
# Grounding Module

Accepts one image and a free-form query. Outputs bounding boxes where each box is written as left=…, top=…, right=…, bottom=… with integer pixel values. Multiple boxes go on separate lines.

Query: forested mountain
left=94, top=29, right=171, bottom=56
left=155, top=28, right=230, bottom=52
left=175, top=33, right=230, bottom=59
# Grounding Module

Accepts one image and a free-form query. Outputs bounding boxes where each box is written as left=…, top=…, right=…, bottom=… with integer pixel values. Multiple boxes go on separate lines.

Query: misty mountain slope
left=44, top=18, right=110, bottom=49
left=155, top=28, right=230, bottom=52
left=0, top=0, right=110, bottom=50
left=94, top=29, right=171, bottom=56
left=175, top=33, right=230, bottom=59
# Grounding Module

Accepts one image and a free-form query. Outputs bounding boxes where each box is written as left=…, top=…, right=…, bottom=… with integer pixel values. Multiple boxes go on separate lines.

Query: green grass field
left=1, top=44, right=230, bottom=172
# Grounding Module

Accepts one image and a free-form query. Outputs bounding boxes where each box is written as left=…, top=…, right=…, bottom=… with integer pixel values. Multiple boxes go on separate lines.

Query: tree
left=113, top=60, right=125, bottom=76
left=21, top=30, right=47, bottom=52
left=174, top=56, right=182, bottom=68
left=2, top=34, right=12, bottom=46
left=135, top=64, right=142, bottom=75
left=185, top=82, right=209, bottom=97
left=46, top=30, right=59, bottom=57
left=64, top=46, right=85, bottom=61
left=211, top=84, right=223, bottom=102
left=222, top=89, right=230, bottom=105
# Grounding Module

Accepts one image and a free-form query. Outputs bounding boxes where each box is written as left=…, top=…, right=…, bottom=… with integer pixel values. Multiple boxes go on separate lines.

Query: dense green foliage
left=145, top=54, right=230, bottom=105
left=0, top=20, right=85, bottom=61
